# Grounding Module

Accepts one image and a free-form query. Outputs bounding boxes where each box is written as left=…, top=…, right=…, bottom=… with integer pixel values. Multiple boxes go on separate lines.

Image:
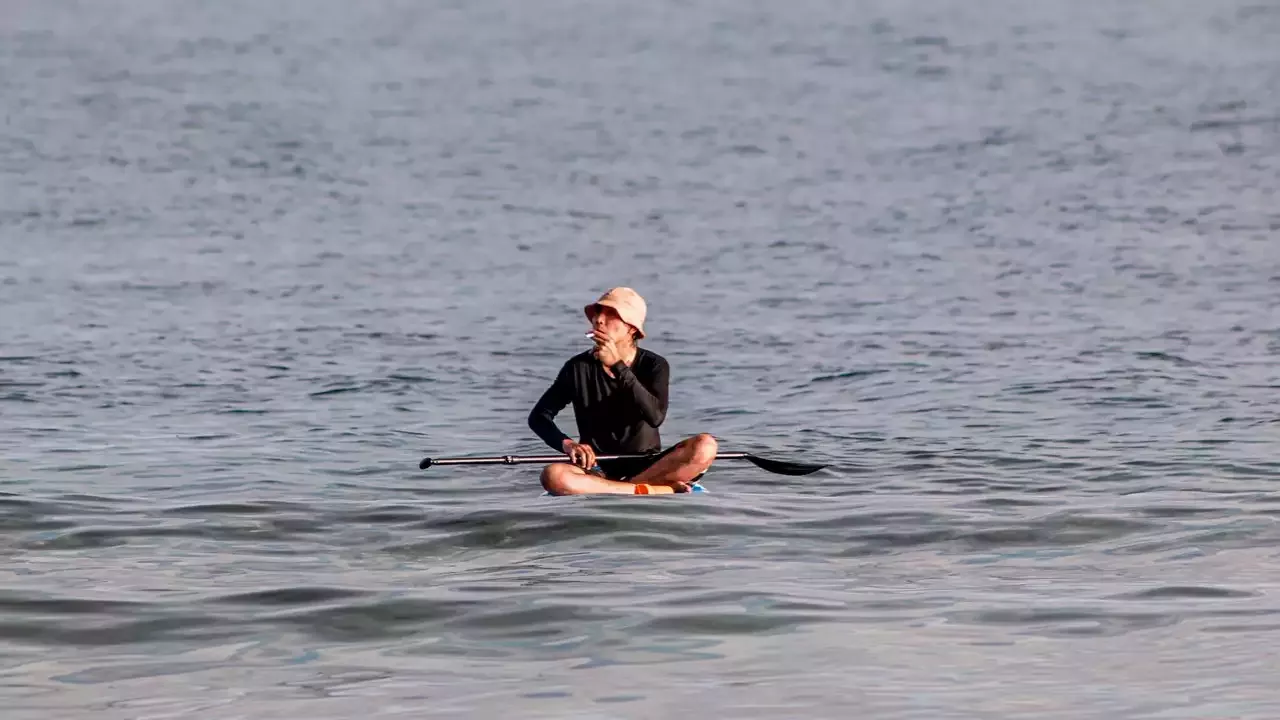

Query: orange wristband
left=634, top=483, right=651, bottom=495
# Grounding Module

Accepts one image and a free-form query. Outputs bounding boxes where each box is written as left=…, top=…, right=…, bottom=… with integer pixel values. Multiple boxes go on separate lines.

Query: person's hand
left=591, top=330, right=622, bottom=367
left=562, top=439, right=596, bottom=469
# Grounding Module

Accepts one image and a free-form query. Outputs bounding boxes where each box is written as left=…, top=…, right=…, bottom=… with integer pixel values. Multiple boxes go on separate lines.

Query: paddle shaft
left=418, top=451, right=823, bottom=475
left=422, top=452, right=751, bottom=468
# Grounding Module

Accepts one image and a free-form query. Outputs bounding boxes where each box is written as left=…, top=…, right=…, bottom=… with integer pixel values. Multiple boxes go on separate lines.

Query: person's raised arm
left=609, top=356, right=668, bottom=427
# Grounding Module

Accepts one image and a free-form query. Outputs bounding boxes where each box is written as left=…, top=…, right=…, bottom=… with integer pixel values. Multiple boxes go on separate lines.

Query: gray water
left=3, top=0, right=1280, bottom=717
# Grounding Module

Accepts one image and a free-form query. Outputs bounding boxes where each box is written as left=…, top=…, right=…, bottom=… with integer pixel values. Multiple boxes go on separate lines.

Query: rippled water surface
left=3, top=0, right=1280, bottom=717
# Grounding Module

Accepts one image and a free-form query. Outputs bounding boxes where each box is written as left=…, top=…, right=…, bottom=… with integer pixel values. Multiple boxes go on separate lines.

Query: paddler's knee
left=690, top=433, right=718, bottom=467
left=540, top=463, right=577, bottom=495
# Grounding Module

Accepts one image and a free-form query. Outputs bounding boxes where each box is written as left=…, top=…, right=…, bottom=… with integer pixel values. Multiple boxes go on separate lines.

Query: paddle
left=418, top=451, right=824, bottom=476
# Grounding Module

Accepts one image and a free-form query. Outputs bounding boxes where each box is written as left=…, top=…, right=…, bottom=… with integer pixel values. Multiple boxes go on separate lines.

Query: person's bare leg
left=625, top=434, right=718, bottom=490
left=540, top=463, right=662, bottom=495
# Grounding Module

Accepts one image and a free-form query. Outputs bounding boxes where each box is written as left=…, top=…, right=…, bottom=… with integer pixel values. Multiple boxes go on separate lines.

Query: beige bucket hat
left=585, top=287, right=647, bottom=338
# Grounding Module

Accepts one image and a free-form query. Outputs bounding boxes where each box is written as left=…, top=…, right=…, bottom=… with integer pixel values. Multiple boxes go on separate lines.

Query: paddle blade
left=419, top=457, right=433, bottom=470
left=744, top=454, right=826, bottom=476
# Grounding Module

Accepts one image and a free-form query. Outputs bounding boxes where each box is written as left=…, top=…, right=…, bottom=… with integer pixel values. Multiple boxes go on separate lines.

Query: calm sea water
left=3, top=0, right=1280, bottom=717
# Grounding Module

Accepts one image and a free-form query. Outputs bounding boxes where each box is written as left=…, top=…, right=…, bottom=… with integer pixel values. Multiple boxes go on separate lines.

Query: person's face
left=588, top=304, right=635, bottom=343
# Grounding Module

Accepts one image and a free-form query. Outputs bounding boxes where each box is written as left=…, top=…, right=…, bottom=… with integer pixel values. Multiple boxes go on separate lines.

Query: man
left=528, top=287, right=718, bottom=495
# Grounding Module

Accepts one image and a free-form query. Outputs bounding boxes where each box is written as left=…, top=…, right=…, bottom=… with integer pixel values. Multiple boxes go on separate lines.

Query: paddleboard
left=540, top=483, right=706, bottom=497
left=539, top=474, right=708, bottom=497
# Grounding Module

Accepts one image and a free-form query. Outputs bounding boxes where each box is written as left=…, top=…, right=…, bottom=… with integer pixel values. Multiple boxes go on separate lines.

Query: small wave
left=310, top=385, right=364, bottom=397
left=210, top=587, right=372, bottom=606
left=0, top=614, right=234, bottom=647
left=810, top=369, right=889, bottom=383
left=1134, top=351, right=1197, bottom=366
left=277, top=598, right=479, bottom=641
left=640, top=611, right=822, bottom=635
left=943, top=607, right=1179, bottom=637
left=0, top=591, right=145, bottom=615
left=337, top=506, right=426, bottom=524
left=160, top=501, right=287, bottom=515
left=24, top=523, right=302, bottom=550
left=1109, top=586, right=1257, bottom=600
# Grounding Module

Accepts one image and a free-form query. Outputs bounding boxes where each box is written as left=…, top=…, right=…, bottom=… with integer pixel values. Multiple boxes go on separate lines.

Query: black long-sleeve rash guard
left=528, top=348, right=670, bottom=456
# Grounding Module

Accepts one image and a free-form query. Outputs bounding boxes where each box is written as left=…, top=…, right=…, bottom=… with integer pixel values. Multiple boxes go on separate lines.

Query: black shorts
left=596, top=445, right=677, bottom=481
